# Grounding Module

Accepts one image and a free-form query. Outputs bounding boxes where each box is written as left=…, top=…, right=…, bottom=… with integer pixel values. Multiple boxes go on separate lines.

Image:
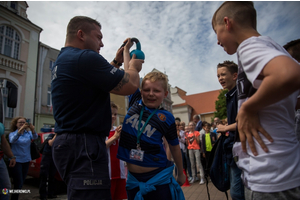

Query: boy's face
left=217, top=67, right=237, bottom=91
left=213, top=18, right=238, bottom=55
left=111, top=107, right=118, bottom=126
left=141, top=80, right=168, bottom=109
left=204, top=125, right=211, bottom=133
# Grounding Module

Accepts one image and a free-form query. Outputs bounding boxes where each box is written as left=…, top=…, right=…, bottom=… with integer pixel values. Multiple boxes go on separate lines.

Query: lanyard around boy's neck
left=137, top=105, right=158, bottom=150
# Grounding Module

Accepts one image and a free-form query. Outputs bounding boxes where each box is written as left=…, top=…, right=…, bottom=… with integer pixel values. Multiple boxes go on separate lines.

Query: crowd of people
left=0, top=1, right=300, bottom=200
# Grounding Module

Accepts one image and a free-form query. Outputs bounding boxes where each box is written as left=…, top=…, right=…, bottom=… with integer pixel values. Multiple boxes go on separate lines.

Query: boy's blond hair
left=212, top=1, right=256, bottom=30
left=141, top=71, right=168, bottom=91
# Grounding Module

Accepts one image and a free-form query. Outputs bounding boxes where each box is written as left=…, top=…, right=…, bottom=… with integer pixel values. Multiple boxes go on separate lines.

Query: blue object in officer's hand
left=129, top=38, right=145, bottom=60
left=120, top=38, right=145, bottom=60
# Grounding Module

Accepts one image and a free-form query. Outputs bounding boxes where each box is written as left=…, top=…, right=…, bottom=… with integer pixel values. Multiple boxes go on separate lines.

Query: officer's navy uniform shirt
left=51, top=47, right=124, bottom=136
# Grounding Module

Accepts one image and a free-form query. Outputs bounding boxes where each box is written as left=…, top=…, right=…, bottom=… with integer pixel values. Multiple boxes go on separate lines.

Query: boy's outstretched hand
left=113, top=125, right=122, bottom=139
left=236, top=106, right=273, bottom=156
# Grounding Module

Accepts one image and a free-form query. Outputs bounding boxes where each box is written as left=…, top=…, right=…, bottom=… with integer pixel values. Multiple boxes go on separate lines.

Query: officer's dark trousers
left=52, top=133, right=111, bottom=200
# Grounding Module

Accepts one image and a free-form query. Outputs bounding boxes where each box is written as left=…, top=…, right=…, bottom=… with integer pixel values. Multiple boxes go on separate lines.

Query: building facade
left=171, top=86, right=221, bottom=124
left=0, top=1, right=178, bottom=133
left=34, top=43, right=59, bottom=132
left=0, top=1, right=42, bottom=131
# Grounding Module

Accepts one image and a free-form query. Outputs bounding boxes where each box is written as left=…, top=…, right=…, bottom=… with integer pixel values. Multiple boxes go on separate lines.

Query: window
left=47, top=86, right=52, bottom=106
left=0, top=25, right=21, bottom=59
left=0, top=81, right=15, bottom=118
left=10, top=2, right=18, bottom=10
left=49, top=60, right=55, bottom=70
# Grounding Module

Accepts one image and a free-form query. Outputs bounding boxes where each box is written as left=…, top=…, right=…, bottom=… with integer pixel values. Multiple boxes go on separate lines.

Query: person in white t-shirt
left=105, top=102, right=127, bottom=200
left=212, top=2, right=300, bottom=200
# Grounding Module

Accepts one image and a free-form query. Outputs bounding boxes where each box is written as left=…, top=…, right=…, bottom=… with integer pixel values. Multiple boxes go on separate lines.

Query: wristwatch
left=10, top=156, right=16, bottom=159
left=113, top=59, right=122, bottom=66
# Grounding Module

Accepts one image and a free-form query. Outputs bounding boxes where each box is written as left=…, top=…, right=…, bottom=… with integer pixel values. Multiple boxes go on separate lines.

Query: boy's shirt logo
left=125, top=114, right=156, bottom=137
left=157, top=113, right=166, bottom=122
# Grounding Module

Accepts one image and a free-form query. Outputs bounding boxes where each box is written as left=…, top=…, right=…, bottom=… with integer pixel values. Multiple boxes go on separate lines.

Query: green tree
left=214, top=89, right=228, bottom=121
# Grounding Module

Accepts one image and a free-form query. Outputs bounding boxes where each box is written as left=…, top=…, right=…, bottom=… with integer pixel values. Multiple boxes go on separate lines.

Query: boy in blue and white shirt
left=117, top=71, right=185, bottom=200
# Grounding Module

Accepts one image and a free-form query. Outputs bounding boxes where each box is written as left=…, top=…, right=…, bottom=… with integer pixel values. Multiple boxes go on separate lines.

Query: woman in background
left=9, top=116, right=37, bottom=200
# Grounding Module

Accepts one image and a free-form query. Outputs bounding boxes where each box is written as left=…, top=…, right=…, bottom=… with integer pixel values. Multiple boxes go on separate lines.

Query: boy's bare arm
left=105, top=126, right=122, bottom=148
left=217, top=123, right=236, bottom=133
left=237, top=56, right=300, bottom=156
left=168, top=144, right=186, bottom=186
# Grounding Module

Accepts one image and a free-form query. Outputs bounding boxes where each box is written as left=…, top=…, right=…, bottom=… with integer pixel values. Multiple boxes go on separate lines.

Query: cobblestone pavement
left=12, top=176, right=231, bottom=200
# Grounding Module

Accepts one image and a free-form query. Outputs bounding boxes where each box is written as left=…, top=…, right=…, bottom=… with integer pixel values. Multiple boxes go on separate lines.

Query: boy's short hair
left=283, top=39, right=300, bottom=62
left=175, top=117, right=181, bottom=122
left=141, top=72, right=168, bottom=91
left=204, top=122, right=211, bottom=128
left=212, top=1, right=256, bottom=30
left=217, top=60, right=238, bottom=74
left=66, top=16, right=101, bottom=42
left=110, top=101, right=119, bottom=110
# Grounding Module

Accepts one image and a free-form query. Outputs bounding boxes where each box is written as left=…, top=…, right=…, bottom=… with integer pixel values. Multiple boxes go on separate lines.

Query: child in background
left=184, top=126, right=189, bottom=134
left=179, top=122, right=185, bottom=132
left=212, top=1, right=300, bottom=199
left=216, top=60, right=244, bottom=199
left=106, top=102, right=127, bottom=200
left=176, top=121, right=186, bottom=179
left=199, top=121, right=208, bottom=174
left=184, top=125, right=193, bottom=181
left=186, top=121, right=205, bottom=185
left=117, top=71, right=185, bottom=200
left=200, top=123, right=216, bottom=172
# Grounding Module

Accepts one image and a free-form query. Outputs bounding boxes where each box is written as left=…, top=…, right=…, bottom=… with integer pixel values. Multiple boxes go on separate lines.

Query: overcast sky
left=26, top=1, right=300, bottom=95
